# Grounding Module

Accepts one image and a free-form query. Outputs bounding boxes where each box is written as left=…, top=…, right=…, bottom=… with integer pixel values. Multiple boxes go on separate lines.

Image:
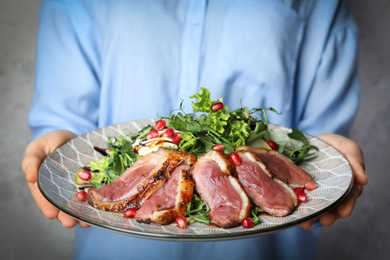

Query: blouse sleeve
left=28, top=0, right=100, bottom=139
left=293, top=1, right=359, bottom=136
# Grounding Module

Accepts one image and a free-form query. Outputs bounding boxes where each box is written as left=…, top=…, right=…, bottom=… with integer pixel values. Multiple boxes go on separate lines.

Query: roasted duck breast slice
left=236, top=146, right=317, bottom=190
left=235, top=151, right=298, bottom=217
left=191, top=150, right=250, bottom=228
left=135, top=164, right=194, bottom=225
left=87, top=147, right=196, bottom=212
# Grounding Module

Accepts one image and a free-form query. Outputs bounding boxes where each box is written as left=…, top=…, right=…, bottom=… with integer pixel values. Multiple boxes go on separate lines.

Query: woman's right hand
left=21, top=130, right=90, bottom=228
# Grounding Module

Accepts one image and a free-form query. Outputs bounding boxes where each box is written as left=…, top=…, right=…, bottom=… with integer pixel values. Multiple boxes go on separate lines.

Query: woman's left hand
left=299, top=133, right=368, bottom=229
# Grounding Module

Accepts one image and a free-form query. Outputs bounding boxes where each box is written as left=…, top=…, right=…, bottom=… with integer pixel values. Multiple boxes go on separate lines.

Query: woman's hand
left=299, top=133, right=368, bottom=229
left=21, top=130, right=90, bottom=228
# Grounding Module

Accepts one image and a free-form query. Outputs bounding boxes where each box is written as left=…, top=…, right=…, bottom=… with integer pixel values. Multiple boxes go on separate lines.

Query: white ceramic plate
left=38, top=119, right=353, bottom=242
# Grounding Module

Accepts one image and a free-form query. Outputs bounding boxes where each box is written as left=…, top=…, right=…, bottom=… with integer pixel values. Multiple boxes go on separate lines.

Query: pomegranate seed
left=163, top=128, right=175, bottom=138
left=304, top=181, right=317, bottom=191
left=76, top=191, right=88, bottom=201
left=124, top=208, right=137, bottom=218
left=211, top=102, right=224, bottom=112
left=154, top=120, right=167, bottom=131
left=175, top=216, right=188, bottom=229
left=294, top=188, right=308, bottom=203
left=242, top=218, right=254, bottom=229
left=293, top=187, right=305, bottom=196
left=211, top=144, right=224, bottom=151
left=266, top=140, right=278, bottom=150
left=229, top=152, right=241, bottom=166
left=172, top=133, right=182, bottom=145
left=297, top=193, right=308, bottom=203
left=78, top=170, right=92, bottom=181
left=147, top=129, right=159, bottom=140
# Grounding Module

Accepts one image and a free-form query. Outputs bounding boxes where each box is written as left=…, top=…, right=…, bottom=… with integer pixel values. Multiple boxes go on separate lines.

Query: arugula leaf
left=268, top=128, right=318, bottom=164
left=288, top=128, right=310, bottom=146
left=246, top=121, right=267, bottom=143
left=268, top=130, right=301, bottom=151
left=88, top=135, right=141, bottom=187
left=185, top=194, right=211, bottom=224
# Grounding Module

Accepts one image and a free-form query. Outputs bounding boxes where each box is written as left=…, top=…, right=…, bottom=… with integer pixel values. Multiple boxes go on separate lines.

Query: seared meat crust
left=87, top=148, right=196, bottom=212
left=135, top=168, right=194, bottom=225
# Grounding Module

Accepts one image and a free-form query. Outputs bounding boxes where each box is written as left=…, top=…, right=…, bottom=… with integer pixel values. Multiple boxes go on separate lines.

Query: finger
left=299, top=218, right=316, bottom=230
left=79, top=221, right=91, bottom=229
left=318, top=133, right=368, bottom=186
left=347, top=153, right=368, bottom=186
left=57, top=211, right=79, bottom=228
left=29, top=182, right=59, bottom=220
left=336, top=183, right=362, bottom=219
left=356, top=183, right=364, bottom=197
left=342, top=139, right=368, bottom=186
left=318, top=208, right=338, bottom=227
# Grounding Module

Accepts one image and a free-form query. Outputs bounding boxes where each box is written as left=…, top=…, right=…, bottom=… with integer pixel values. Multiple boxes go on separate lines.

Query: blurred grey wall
left=318, top=1, right=390, bottom=259
left=0, top=0, right=389, bottom=259
left=0, top=1, right=75, bottom=259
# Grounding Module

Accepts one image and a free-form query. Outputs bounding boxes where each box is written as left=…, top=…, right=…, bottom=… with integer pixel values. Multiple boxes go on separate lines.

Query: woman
left=22, top=0, right=367, bottom=259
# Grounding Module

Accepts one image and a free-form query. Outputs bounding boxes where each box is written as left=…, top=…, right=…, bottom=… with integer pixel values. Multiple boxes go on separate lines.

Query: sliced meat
left=191, top=150, right=250, bottom=228
left=236, top=146, right=317, bottom=190
left=87, top=147, right=196, bottom=212
left=135, top=164, right=194, bottom=225
left=235, top=151, right=298, bottom=217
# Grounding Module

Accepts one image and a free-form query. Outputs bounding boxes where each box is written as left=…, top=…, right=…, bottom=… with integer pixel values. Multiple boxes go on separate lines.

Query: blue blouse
left=28, top=0, right=359, bottom=259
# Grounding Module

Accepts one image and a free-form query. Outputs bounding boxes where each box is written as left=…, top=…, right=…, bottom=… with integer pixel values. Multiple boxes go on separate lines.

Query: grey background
left=1, top=0, right=389, bottom=259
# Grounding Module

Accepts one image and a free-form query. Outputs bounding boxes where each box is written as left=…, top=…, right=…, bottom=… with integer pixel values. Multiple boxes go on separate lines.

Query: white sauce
left=132, top=129, right=180, bottom=156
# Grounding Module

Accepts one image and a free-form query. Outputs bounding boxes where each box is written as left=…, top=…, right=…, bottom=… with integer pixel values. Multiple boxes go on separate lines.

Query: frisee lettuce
left=190, top=88, right=226, bottom=113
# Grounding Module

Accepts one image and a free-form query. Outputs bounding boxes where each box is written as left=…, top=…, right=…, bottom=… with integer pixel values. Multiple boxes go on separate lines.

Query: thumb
left=21, top=130, right=76, bottom=183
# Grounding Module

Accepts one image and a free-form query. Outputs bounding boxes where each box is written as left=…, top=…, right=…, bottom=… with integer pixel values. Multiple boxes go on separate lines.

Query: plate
left=38, top=119, right=353, bottom=242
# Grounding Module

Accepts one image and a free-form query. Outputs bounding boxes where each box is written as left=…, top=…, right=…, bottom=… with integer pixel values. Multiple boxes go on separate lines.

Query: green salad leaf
left=267, top=128, right=318, bottom=164
left=88, top=130, right=146, bottom=188
left=190, top=88, right=226, bottom=113
left=251, top=205, right=263, bottom=225
left=185, top=194, right=211, bottom=224
left=164, top=87, right=275, bottom=157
